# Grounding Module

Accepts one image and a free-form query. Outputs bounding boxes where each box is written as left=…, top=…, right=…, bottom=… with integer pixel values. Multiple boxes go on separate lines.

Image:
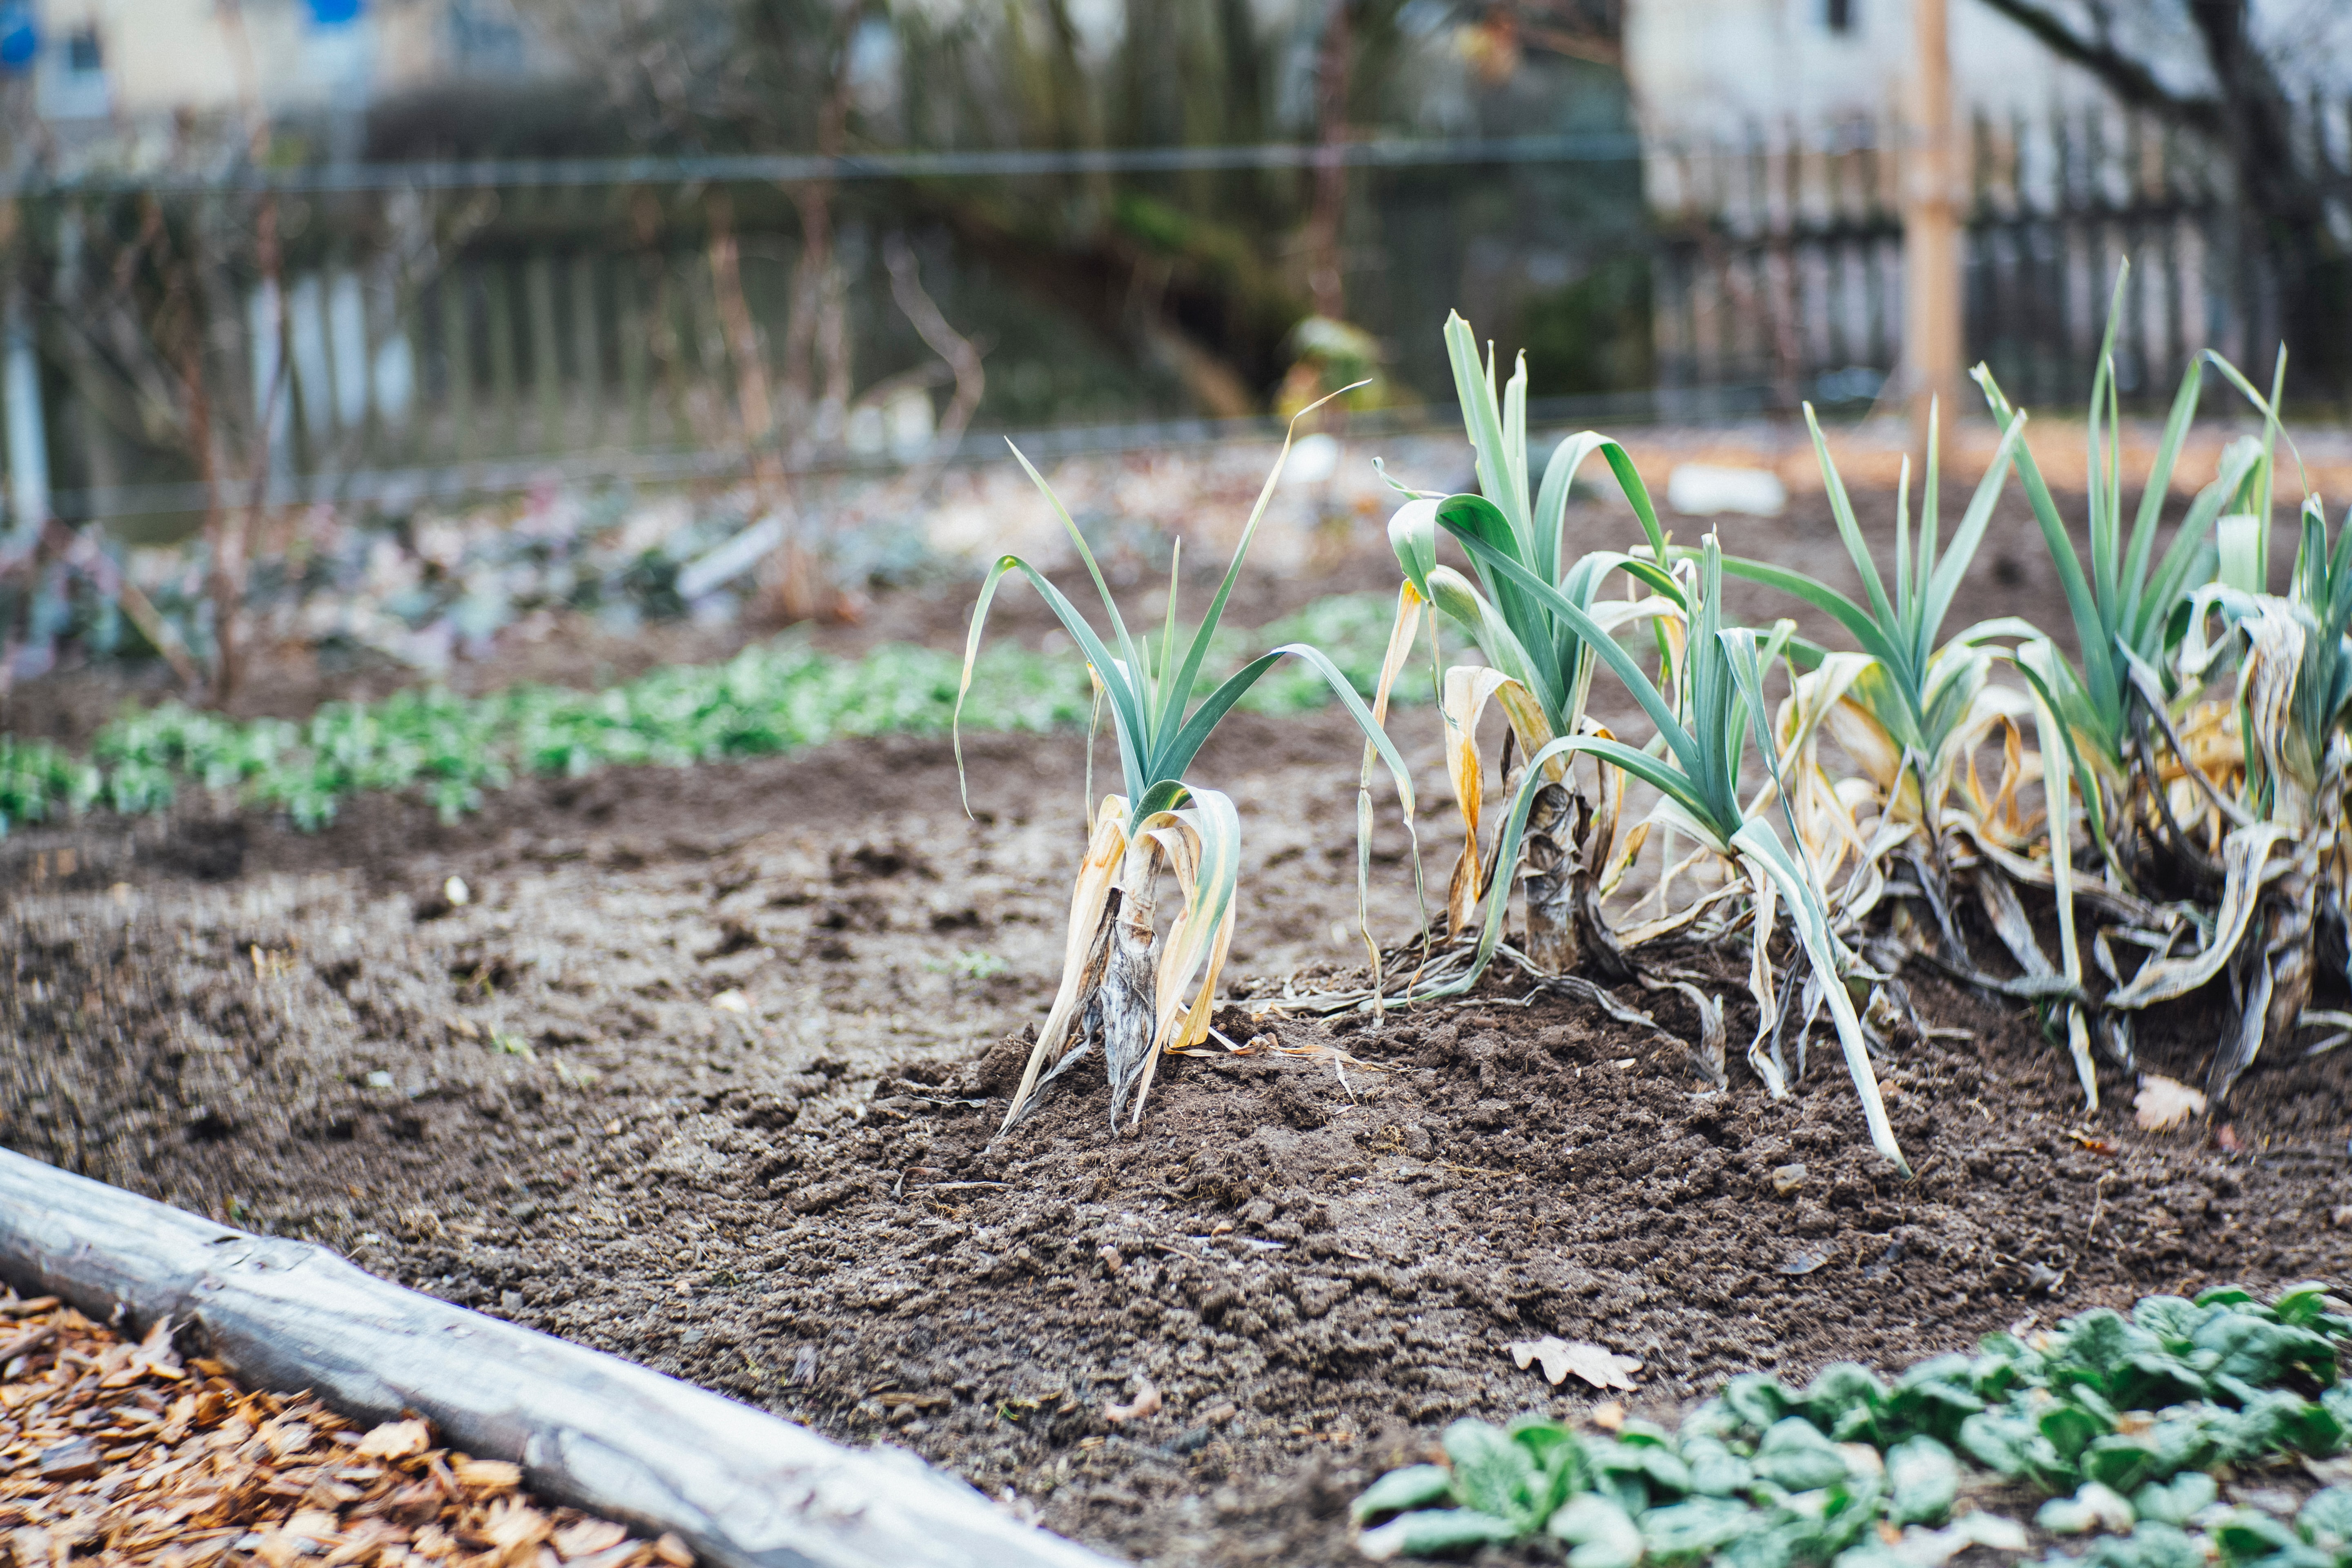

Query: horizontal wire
left=0, top=134, right=1649, bottom=199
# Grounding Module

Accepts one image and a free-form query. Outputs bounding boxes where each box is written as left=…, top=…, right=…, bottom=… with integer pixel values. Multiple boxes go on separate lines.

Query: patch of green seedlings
left=1353, top=1284, right=2351, bottom=1567
left=0, top=592, right=1412, bottom=836
left=929, top=949, right=1011, bottom=980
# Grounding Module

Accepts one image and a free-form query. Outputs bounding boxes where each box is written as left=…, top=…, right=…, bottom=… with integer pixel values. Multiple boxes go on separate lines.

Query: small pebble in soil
left=1772, top=1162, right=1808, bottom=1196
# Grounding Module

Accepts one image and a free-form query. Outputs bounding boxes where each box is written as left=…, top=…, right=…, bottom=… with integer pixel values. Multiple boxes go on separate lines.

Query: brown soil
left=6, top=701, right=2351, bottom=1565
left=3, top=476, right=2348, bottom=1566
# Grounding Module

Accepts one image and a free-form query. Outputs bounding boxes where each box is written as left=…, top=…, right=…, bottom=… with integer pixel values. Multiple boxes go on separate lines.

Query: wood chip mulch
left=0, top=1288, right=694, bottom=1567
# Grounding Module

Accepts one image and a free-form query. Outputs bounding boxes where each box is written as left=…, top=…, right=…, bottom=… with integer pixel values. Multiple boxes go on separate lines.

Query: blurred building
left=15, top=0, right=558, bottom=156
left=1624, top=0, right=2352, bottom=145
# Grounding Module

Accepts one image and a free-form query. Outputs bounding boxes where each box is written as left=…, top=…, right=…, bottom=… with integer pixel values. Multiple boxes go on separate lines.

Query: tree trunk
left=1303, top=0, right=1354, bottom=323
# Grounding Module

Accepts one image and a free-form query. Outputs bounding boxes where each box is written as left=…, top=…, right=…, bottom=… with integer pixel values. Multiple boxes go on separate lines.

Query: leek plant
left=1381, top=312, right=1688, bottom=981
left=1964, top=266, right=2307, bottom=1105
left=957, top=410, right=1419, bottom=1134
left=1448, top=533, right=1911, bottom=1171
left=1718, top=403, right=2031, bottom=940
left=1366, top=313, right=1911, bottom=1168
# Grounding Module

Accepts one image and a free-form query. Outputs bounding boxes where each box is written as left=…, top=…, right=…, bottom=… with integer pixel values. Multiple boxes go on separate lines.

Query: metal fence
left=0, top=134, right=1653, bottom=537
left=3, top=104, right=2346, bottom=541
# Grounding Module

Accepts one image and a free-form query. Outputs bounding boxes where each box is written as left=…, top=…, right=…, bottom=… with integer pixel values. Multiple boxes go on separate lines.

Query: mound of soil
left=6, top=696, right=2350, bottom=1566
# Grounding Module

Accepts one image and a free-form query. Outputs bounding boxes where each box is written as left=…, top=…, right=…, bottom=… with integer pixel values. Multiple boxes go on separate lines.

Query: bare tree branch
left=1972, top=0, right=2225, bottom=134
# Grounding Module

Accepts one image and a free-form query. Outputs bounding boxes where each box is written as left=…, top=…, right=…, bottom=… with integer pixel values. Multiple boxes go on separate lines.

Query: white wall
left=1626, top=0, right=2352, bottom=148
left=29, top=0, right=549, bottom=127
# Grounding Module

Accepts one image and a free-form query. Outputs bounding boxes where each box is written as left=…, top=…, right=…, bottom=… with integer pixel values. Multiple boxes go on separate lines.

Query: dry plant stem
left=42, top=522, right=201, bottom=689
left=1100, top=867, right=1161, bottom=1129
left=1518, top=774, right=1579, bottom=974
left=1303, top=0, right=1354, bottom=321
left=706, top=191, right=784, bottom=501
left=882, top=236, right=987, bottom=492
left=764, top=16, right=860, bottom=623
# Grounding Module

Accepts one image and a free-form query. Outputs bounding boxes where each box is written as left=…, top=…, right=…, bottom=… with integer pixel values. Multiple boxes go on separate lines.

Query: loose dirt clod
left=0, top=1289, right=683, bottom=1566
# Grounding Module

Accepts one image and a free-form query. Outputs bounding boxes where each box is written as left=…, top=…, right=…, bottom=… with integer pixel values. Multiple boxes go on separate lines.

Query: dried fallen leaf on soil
left=1507, top=1337, right=1642, bottom=1391
left=1105, top=1378, right=1163, bottom=1423
left=2134, top=1074, right=2207, bottom=1131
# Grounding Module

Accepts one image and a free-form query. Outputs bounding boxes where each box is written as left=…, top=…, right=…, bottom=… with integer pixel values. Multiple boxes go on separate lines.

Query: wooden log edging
left=0, top=1148, right=1120, bottom=1568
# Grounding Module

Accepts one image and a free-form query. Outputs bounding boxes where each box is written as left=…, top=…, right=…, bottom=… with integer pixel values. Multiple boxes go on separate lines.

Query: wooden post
left=1904, top=0, right=1960, bottom=451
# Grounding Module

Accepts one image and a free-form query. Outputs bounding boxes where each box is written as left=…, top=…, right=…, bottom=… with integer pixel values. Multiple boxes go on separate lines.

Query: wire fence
left=2, top=102, right=2345, bottom=543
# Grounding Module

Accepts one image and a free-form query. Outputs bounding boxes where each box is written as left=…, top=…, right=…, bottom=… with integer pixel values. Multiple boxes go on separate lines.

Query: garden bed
left=4, top=468, right=2350, bottom=1566
left=4, top=699, right=2346, bottom=1566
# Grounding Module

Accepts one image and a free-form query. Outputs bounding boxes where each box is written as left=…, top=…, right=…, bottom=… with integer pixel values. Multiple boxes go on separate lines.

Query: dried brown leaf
left=1507, top=1336, right=1642, bottom=1392
left=454, top=1458, right=524, bottom=1492
left=2134, top=1074, right=2207, bottom=1131
left=552, top=1519, right=630, bottom=1559
left=287, top=1509, right=341, bottom=1541
left=1103, top=1377, right=1163, bottom=1424
left=484, top=1498, right=553, bottom=1549
left=356, top=1419, right=433, bottom=1461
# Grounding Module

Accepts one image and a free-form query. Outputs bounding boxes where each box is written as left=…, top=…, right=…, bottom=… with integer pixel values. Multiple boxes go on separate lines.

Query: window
left=1824, top=0, right=1855, bottom=33
left=64, top=26, right=100, bottom=75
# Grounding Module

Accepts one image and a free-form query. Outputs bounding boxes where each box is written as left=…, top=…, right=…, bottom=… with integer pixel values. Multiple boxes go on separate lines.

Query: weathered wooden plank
left=0, top=1147, right=1118, bottom=1568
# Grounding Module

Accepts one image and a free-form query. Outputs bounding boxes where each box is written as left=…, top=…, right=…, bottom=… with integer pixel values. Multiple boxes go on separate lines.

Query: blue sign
left=0, top=2, right=36, bottom=71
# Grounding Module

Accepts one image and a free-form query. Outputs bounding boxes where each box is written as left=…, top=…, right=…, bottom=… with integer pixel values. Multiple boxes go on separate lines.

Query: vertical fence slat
left=440, top=272, right=473, bottom=464
left=621, top=261, right=651, bottom=450
left=488, top=258, right=520, bottom=458
left=573, top=253, right=606, bottom=450
left=529, top=253, right=561, bottom=454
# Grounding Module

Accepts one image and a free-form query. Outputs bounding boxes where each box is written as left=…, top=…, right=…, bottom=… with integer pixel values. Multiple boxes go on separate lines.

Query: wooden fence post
left=1904, top=0, right=1961, bottom=449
